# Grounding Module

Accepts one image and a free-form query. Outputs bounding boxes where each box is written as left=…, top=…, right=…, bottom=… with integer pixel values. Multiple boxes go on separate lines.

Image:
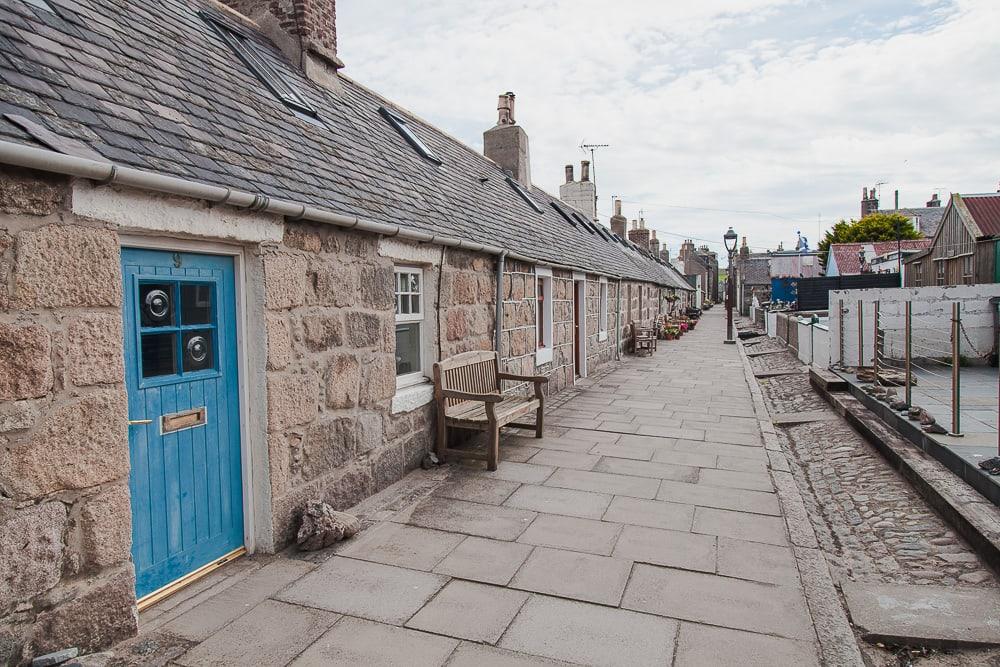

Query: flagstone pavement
left=134, top=310, right=846, bottom=666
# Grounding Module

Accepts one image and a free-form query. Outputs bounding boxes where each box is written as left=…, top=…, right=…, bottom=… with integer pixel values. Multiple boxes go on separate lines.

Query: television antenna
left=580, top=141, right=610, bottom=210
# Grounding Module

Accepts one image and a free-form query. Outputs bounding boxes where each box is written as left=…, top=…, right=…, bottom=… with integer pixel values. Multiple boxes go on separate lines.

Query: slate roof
left=0, top=0, right=676, bottom=285
left=740, top=257, right=772, bottom=285
left=879, top=206, right=946, bottom=237
left=961, top=193, right=1000, bottom=238
left=828, top=239, right=931, bottom=275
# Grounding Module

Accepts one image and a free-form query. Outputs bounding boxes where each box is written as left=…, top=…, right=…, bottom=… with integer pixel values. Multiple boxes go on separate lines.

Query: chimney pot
left=613, top=198, right=622, bottom=216
left=484, top=92, right=530, bottom=187
left=497, top=92, right=516, bottom=125
left=565, top=164, right=574, bottom=183
left=580, top=160, right=590, bottom=182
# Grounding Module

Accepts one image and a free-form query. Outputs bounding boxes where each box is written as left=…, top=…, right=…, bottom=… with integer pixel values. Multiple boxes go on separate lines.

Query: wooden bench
left=432, top=350, right=547, bottom=471
left=631, top=321, right=657, bottom=356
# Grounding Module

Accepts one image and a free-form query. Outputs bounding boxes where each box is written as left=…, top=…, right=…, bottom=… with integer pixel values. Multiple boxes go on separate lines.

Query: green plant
left=817, top=213, right=921, bottom=268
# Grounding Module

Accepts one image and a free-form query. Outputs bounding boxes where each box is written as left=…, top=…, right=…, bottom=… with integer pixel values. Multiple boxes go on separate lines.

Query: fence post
left=837, top=299, right=844, bottom=365
left=873, top=301, right=880, bottom=385
left=952, top=302, right=961, bottom=436
left=905, top=300, right=912, bottom=408
left=857, top=300, right=864, bottom=369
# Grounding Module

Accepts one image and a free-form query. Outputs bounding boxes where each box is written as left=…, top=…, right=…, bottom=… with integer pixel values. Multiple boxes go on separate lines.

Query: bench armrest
left=498, top=372, right=549, bottom=384
left=440, top=389, right=503, bottom=403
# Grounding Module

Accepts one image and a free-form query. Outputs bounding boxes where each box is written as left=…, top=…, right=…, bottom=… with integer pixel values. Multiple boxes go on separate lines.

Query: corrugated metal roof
left=962, top=193, right=1000, bottom=237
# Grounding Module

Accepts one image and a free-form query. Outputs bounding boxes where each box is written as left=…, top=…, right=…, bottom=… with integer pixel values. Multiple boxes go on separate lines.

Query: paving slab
left=434, top=475, right=521, bottom=505
left=405, top=496, right=537, bottom=540
left=716, top=537, right=799, bottom=585
left=516, top=513, right=622, bottom=555
left=673, top=439, right=768, bottom=461
left=509, top=547, right=632, bottom=605
left=174, top=600, right=338, bottom=667
left=498, top=594, right=677, bottom=667
left=698, top=468, right=774, bottom=493
left=692, top=506, right=788, bottom=546
left=446, top=642, right=568, bottom=666
left=161, top=558, right=315, bottom=641
left=432, top=535, right=534, bottom=586
left=472, top=461, right=556, bottom=484
left=592, top=456, right=699, bottom=482
left=621, top=564, right=814, bottom=640
left=646, top=448, right=718, bottom=468
left=588, top=441, right=656, bottom=460
left=612, top=525, right=716, bottom=572
left=544, top=468, right=660, bottom=499
left=525, top=448, right=600, bottom=470
left=274, top=556, right=448, bottom=624
left=715, top=455, right=768, bottom=473
left=841, top=581, right=1000, bottom=647
left=502, top=483, right=611, bottom=519
left=336, top=522, right=465, bottom=571
left=657, top=479, right=780, bottom=516
left=290, top=616, right=458, bottom=666
left=602, top=495, right=695, bottom=532
left=674, top=621, right=820, bottom=667
left=406, top=580, right=529, bottom=644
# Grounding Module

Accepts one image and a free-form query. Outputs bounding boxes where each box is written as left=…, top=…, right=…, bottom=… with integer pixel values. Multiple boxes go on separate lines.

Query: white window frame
left=598, top=277, right=609, bottom=342
left=394, top=266, right=426, bottom=388
left=535, top=266, right=554, bottom=365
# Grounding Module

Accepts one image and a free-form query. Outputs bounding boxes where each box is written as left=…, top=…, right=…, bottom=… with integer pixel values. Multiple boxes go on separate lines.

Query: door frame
left=573, top=272, right=587, bottom=380
left=119, top=234, right=258, bottom=556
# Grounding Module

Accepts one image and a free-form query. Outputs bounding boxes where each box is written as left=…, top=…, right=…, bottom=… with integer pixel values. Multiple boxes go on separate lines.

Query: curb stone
left=736, top=341, right=865, bottom=667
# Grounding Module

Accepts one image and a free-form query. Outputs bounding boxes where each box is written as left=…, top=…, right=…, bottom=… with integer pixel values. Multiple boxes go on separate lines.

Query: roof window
left=550, top=202, right=578, bottom=227
left=572, top=212, right=597, bottom=234
left=506, top=176, right=544, bottom=214
left=23, top=0, right=57, bottom=12
left=202, top=12, right=317, bottom=118
left=379, top=107, right=442, bottom=165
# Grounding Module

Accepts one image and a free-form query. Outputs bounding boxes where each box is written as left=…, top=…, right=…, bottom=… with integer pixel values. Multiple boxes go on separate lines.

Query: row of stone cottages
left=0, top=0, right=691, bottom=656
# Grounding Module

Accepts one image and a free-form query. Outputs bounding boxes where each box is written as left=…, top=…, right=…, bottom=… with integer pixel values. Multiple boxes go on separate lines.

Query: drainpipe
left=0, top=141, right=650, bottom=284
left=495, top=251, right=507, bottom=355
left=615, top=277, right=623, bottom=360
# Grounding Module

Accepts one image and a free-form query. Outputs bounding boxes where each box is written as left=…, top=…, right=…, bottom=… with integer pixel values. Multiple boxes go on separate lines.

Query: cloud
left=337, top=0, right=1000, bottom=256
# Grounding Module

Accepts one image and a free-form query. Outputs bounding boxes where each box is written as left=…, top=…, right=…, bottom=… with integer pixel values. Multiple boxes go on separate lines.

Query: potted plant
left=664, top=325, right=680, bottom=340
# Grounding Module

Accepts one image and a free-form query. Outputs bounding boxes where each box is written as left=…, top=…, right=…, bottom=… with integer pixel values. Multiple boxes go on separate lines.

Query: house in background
left=904, top=192, right=1000, bottom=286
left=826, top=239, right=932, bottom=279
left=860, top=186, right=946, bottom=237
left=695, top=245, right=720, bottom=302
left=676, top=239, right=711, bottom=306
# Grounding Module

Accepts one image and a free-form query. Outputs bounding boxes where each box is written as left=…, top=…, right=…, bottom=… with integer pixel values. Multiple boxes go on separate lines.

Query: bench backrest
left=433, top=350, right=500, bottom=409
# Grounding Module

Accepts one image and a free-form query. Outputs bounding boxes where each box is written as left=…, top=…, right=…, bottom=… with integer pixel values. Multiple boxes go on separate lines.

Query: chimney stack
left=609, top=198, right=626, bottom=238
left=894, top=189, right=899, bottom=210
left=483, top=92, right=531, bottom=187
left=564, top=164, right=574, bottom=183
left=649, top=230, right=660, bottom=255
left=926, top=193, right=941, bottom=207
left=580, top=160, right=590, bottom=182
left=861, top=185, right=879, bottom=218
left=628, top=218, right=651, bottom=249
left=218, top=0, right=343, bottom=92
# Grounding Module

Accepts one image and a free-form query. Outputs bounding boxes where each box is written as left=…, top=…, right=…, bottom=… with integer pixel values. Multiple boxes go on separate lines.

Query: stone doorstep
left=842, top=581, right=1000, bottom=648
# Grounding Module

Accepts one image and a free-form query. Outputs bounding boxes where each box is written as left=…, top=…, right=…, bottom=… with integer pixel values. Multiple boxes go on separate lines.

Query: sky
left=336, top=0, right=1000, bottom=257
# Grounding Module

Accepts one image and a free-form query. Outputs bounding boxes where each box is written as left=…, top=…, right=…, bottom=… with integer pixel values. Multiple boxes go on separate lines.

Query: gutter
left=0, top=141, right=647, bottom=285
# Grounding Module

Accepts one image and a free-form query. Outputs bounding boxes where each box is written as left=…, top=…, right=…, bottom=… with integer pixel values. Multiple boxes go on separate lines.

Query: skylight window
left=23, top=0, right=57, bottom=13
left=572, top=212, right=597, bottom=234
left=550, top=202, right=578, bottom=227
left=506, top=176, right=544, bottom=214
left=379, top=107, right=442, bottom=165
left=202, top=12, right=317, bottom=118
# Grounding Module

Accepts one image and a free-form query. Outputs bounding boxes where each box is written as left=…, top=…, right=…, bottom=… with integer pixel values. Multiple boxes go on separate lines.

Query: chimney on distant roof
left=628, top=219, right=651, bottom=249
left=559, top=157, right=596, bottom=219
left=739, top=236, right=749, bottom=260
left=649, top=230, right=660, bottom=256
left=926, top=193, right=941, bottom=207
left=861, top=185, right=879, bottom=218
left=218, top=0, right=344, bottom=92
left=484, top=92, right=531, bottom=188
left=580, top=160, right=590, bottom=182
left=564, top=164, right=574, bottom=183
left=610, top=198, right=626, bottom=237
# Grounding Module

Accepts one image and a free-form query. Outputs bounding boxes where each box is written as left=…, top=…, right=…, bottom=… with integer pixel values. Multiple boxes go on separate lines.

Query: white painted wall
left=766, top=311, right=778, bottom=337
left=828, top=284, right=1000, bottom=368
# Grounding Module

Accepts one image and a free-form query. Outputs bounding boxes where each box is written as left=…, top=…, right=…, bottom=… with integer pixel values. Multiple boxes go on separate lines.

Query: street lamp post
left=724, top=227, right=738, bottom=344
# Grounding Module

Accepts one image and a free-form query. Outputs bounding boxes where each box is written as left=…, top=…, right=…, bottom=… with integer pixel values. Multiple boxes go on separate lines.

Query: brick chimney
left=559, top=159, right=596, bottom=220
left=218, top=0, right=343, bottom=92
left=926, top=193, right=941, bottom=207
left=628, top=217, right=651, bottom=249
left=484, top=92, right=531, bottom=187
left=861, top=185, right=879, bottom=218
left=609, top=198, right=626, bottom=238
left=649, top=230, right=660, bottom=255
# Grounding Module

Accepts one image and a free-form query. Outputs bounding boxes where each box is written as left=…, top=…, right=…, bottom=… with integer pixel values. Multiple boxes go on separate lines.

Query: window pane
left=409, top=273, right=420, bottom=293
left=400, top=295, right=411, bottom=315
left=410, top=294, right=420, bottom=314
left=180, top=283, right=213, bottom=325
left=395, top=323, right=421, bottom=375
left=397, top=272, right=407, bottom=293
left=142, top=333, right=177, bottom=378
left=140, top=283, right=174, bottom=327
left=182, top=330, right=214, bottom=373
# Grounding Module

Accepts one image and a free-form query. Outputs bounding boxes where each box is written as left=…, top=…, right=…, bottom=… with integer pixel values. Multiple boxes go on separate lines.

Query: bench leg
left=487, top=422, right=500, bottom=471
left=534, top=406, right=544, bottom=438
left=436, top=411, right=447, bottom=463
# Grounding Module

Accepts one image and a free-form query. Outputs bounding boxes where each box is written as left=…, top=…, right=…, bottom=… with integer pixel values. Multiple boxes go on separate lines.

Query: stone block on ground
left=296, top=501, right=360, bottom=551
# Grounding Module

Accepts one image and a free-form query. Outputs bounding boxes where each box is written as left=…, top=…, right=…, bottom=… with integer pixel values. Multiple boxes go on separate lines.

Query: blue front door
left=122, top=248, right=244, bottom=599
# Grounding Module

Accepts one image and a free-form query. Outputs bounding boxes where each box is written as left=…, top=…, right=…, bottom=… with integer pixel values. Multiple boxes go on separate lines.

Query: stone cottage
left=0, top=0, right=681, bottom=658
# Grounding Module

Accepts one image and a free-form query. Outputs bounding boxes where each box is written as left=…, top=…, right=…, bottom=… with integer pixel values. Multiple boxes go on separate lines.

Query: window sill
left=535, top=346, right=553, bottom=365
left=391, top=381, right=434, bottom=414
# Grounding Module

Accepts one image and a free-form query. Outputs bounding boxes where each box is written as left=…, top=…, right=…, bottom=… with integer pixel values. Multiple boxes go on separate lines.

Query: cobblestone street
left=741, top=323, right=1000, bottom=666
